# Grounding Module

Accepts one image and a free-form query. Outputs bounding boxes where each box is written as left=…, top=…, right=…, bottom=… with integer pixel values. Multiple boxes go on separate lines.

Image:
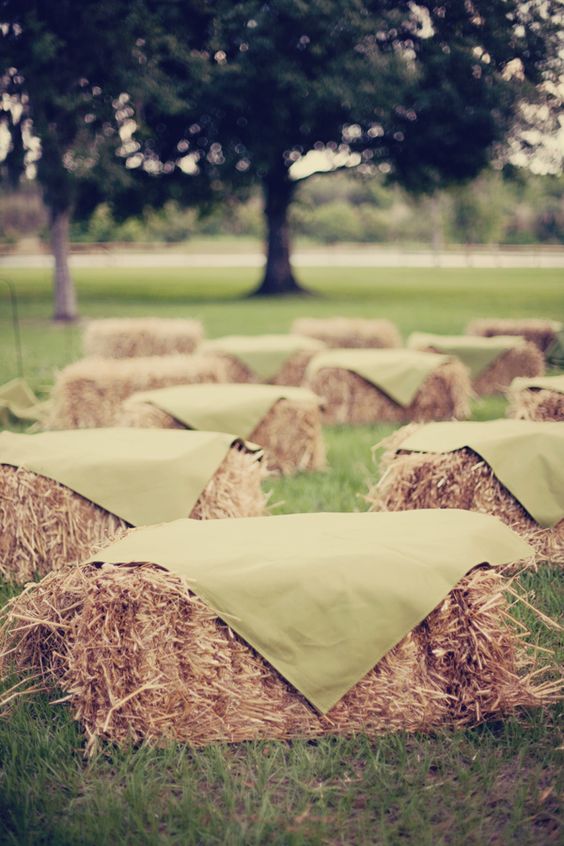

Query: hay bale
left=209, top=350, right=318, bottom=386
left=291, top=317, right=401, bottom=349
left=0, top=447, right=266, bottom=584
left=200, top=335, right=325, bottom=386
left=467, top=318, right=562, bottom=354
left=368, top=425, right=564, bottom=565
left=507, top=381, right=564, bottom=422
left=83, top=318, right=204, bottom=358
left=118, top=395, right=326, bottom=476
left=0, top=559, right=556, bottom=753
left=309, top=359, right=471, bottom=424
left=45, top=354, right=227, bottom=429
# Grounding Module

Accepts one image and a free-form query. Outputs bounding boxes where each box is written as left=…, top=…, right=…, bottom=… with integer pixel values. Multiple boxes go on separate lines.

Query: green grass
left=0, top=266, right=563, bottom=845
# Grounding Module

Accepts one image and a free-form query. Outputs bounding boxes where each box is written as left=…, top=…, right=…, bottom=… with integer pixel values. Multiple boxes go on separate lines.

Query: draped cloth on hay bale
left=291, top=317, right=401, bottom=349
left=45, top=354, right=227, bottom=429
left=83, top=318, right=204, bottom=358
left=368, top=419, right=564, bottom=565
left=117, top=383, right=326, bottom=475
left=200, top=335, right=326, bottom=385
left=407, top=332, right=544, bottom=395
left=1, top=510, right=559, bottom=754
left=0, top=428, right=266, bottom=583
left=507, top=375, right=564, bottom=422
left=306, top=348, right=472, bottom=424
left=466, top=318, right=562, bottom=355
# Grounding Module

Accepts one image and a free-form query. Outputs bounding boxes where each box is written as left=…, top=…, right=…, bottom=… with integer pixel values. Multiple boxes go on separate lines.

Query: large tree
left=0, top=0, right=142, bottom=319
left=122, top=0, right=561, bottom=295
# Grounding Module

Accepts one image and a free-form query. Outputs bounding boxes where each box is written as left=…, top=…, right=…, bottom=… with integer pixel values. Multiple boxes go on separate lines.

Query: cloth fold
left=87, top=509, right=532, bottom=713
left=0, top=428, right=261, bottom=525
left=399, top=419, right=564, bottom=527
left=407, top=333, right=522, bottom=378
left=0, top=378, right=50, bottom=425
left=509, top=375, right=564, bottom=396
left=307, top=348, right=451, bottom=406
left=201, top=334, right=324, bottom=380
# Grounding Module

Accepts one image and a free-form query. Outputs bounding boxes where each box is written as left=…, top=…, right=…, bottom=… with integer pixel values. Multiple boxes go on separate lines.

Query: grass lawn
left=0, top=266, right=562, bottom=845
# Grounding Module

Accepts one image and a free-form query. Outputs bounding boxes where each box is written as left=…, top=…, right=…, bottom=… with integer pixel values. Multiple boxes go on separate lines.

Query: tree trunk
left=50, top=207, right=78, bottom=321
left=251, top=172, right=307, bottom=297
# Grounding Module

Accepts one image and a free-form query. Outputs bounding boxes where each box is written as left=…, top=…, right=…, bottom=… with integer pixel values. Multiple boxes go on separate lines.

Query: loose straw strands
left=1, top=561, right=558, bottom=754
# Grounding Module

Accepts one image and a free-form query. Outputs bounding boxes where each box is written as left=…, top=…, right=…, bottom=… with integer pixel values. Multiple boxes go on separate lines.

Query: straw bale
left=45, top=354, right=227, bottom=429
left=83, top=318, right=204, bottom=358
left=213, top=350, right=319, bottom=386
left=507, top=385, right=564, bottom=422
left=1, top=558, right=557, bottom=754
left=117, top=397, right=326, bottom=476
left=0, top=448, right=267, bottom=584
left=292, top=317, right=401, bottom=349
left=467, top=319, right=561, bottom=354
left=368, top=426, right=564, bottom=566
left=308, top=360, right=471, bottom=424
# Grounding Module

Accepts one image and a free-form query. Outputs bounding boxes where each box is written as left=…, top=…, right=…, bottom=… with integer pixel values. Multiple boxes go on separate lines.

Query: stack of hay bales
left=466, top=318, right=562, bottom=355
left=507, top=376, right=564, bottom=422
left=368, top=419, right=564, bottom=565
left=200, top=334, right=325, bottom=385
left=1, top=510, right=556, bottom=752
left=306, top=349, right=471, bottom=424
left=45, top=354, right=227, bottom=429
left=117, top=383, right=326, bottom=475
left=0, top=428, right=266, bottom=583
left=291, top=317, right=401, bottom=349
left=83, top=317, right=204, bottom=358
left=408, top=332, right=544, bottom=395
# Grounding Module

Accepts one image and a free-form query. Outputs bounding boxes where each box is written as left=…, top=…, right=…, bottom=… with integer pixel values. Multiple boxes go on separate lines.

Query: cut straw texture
left=467, top=319, right=562, bottom=355
left=507, top=384, right=564, bottom=422
left=117, top=397, right=326, bottom=475
left=368, top=426, right=564, bottom=566
left=0, top=448, right=267, bottom=584
left=292, top=317, right=401, bottom=349
left=309, top=360, right=471, bottom=424
left=45, top=355, right=227, bottom=429
left=1, top=558, right=558, bottom=754
left=212, top=351, right=317, bottom=386
left=83, top=318, right=204, bottom=358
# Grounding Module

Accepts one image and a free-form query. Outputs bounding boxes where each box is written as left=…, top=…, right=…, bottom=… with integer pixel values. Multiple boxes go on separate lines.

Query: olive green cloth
left=0, top=378, right=50, bottom=425
left=407, top=333, right=522, bottom=378
left=87, top=509, right=533, bottom=714
left=129, top=383, right=322, bottom=439
left=510, top=375, right=564, bottom=396
left=400, top=419, right=564, bottom=528
left=201, top=334, right=325, bottom=381
left=0, top=428, right=260, bottom=525
left=307, top=348, right=451, bottom=406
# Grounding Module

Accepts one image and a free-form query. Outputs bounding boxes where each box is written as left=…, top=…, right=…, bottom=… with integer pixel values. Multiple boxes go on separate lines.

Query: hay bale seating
left=368, top=420, right=564, bottom=566
left=117, top=383, right=326, bottom=475
left=306, top=349, right=471, bottom=424
left=83, top=318, right=204, bottom=358
left=200, top=335, right=325, bottom=386
left=408, top=332, right=544, bottom=395
left=466, top=318, right=562, bottom=355
left=45, top=354, right=227, bottom=429
left=291, top=317, right=401, bottom=349
left=0, top=429, right=266, bottom=583
left=0, top=510, right=557, bottom=753
left=507, top=376, right=564, bottom=422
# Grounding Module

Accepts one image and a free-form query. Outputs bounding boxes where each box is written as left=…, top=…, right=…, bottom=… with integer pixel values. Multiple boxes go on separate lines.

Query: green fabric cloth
left=0, top=378, right=51, bottom=425
left=201, top=334, right=325, bottom=380
left=407, top=333, right=522, bottom=378
left=400, top=419, right=564, bottom=528
left=510, top=374, right=564, bottom=396
left=306, top=348, right=451, bottom=406
left=129, top=383, right=322, bottom=439
left=87, top=509, right=533, bottom=713
left=0, top=428, right=259, bottom=525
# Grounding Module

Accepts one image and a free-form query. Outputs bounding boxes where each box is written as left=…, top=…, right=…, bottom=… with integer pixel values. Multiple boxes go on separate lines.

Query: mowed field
left=0, top=266, right=562, bottom=845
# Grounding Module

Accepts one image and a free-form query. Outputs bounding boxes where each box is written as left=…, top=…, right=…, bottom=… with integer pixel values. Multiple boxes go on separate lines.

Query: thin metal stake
left=1, top=277, right=24, bottom=379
